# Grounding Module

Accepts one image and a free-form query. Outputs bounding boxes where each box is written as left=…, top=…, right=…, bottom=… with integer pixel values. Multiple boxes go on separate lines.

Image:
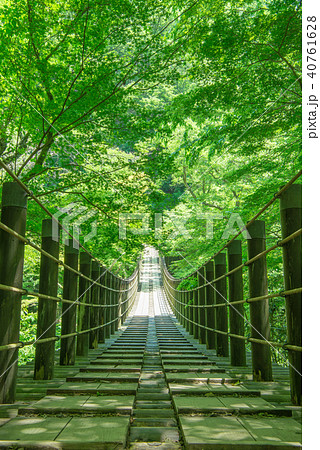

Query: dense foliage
left=0, top=0, right=301, bottom=365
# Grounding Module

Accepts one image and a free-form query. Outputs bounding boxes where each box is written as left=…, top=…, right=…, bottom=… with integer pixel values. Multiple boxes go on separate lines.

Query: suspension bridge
left=0, top=164, right=302, bottom=448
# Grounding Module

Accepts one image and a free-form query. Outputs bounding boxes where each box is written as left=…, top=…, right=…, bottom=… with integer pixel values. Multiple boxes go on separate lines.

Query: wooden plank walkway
left=0, top=247, right=302, bottom=448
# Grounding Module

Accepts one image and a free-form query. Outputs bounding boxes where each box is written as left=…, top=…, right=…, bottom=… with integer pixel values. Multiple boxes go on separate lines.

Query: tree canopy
left=0, top=0, right=302, bottom=366
left=0, top=0, right=301, bottom=271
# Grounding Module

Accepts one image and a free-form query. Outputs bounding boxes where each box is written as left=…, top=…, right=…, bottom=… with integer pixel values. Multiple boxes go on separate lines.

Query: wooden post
left=185, top=292, right=191, bottom=333
left=170, top=279, right=174, bottom=315
left=177, top=288, right=181, bottom=323
left=138, top=260, right=141, bottom=292
left=181, top=290, right=184, bottom=326
left=98, top=267, right=107, bottom=343
left=34, top=219, right=60, bottom=380
left=214, top=253, right=229, bottom=356
left=198, top=267, right=206, bottom=344
left=114, top=275, right=119, bottom=333
left=204, top=260, right=215, bottom=349
left=280, top=184, right=302, bottom=405
left=193, top=287, right=199, bottom=339
left=169, top=279, right=174, bottom=314
left=110, top=274, right=116, bottom=335
left=187, top=291, right=192, bottom=334
left=124, top=279, right=130, bottom=321
left=60, top=240, right=79, bottom=365
left=165, top=276, right=169, bottom=309
left=173, top=281, right=178, bottom=319
left=227, top=241, right=246, bottom=366
left=188, top=290, right=193, bottom=335
left=182, top=292, right=186, bottom=329
left=124, top=281, right=128, bottom=323
left=190, top=291, right=197, bottom=337
left=89, top=261, right=100, bottom=349
left=181, top=291, right=184, bottom=325
left=174, top=283, right=178, bottom=319
left=120, top=280, right=125, bottom=325
left=105, top=271, right=111, bottom=339
left=0, top=182, right=27, bottom=403
left=115, top=277, right=121, bottom=331
left=120, top=278, right=125, bottom=326
left=76, top=252, right=91, bottom=357
left=128, top=279, right=132, bottom=319
left=120, top=279, right=125, bottom=326
left=247, top=220, right=273, bottom=381
left=121, top=280, right=131, bottom=323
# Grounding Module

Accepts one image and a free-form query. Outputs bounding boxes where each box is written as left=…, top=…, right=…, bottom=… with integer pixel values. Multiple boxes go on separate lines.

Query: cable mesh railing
left=160, top=171, right=302, bottom=406
left=0, top=160, right=140, bottom=404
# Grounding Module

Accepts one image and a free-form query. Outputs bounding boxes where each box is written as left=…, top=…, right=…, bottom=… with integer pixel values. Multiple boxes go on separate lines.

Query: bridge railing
left=0, top=161, right=139, bottom=404
left=160, top=172, right=302, bottom=406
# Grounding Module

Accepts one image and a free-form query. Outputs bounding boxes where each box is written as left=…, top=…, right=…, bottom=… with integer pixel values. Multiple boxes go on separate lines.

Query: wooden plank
left=56, top=417, right=130, bottom=444
left=18, top=395, right=135, bottom=415
left=0, top=417, right=69, bottom=441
